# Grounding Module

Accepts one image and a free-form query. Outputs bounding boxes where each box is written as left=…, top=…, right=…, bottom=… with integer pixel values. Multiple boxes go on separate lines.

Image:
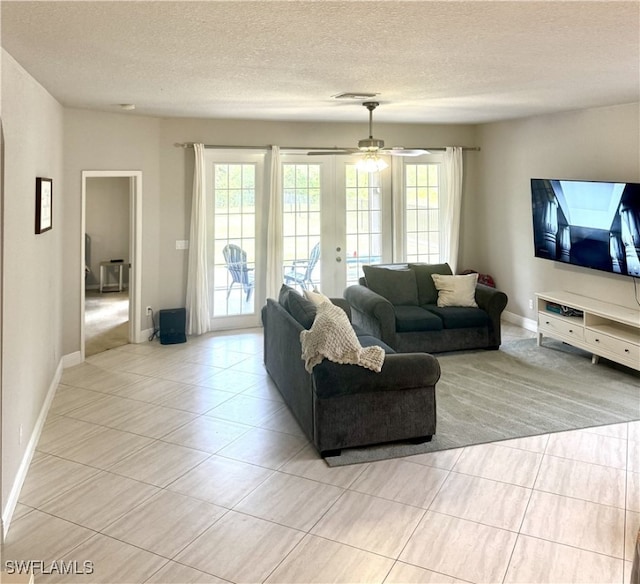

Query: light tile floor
left=5, top=323, right=639, bottom=584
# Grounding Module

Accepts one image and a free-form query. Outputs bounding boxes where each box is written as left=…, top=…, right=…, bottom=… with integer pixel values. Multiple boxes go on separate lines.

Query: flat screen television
left=531, top=178, right=640, bottom=277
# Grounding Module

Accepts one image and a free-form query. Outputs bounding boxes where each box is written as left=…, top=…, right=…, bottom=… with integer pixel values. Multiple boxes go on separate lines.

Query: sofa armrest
left=475, top=284, right=508, bottom=347
left=312, top=352, right=441, bottom=398
left=344, top=285, right=397, bottom=347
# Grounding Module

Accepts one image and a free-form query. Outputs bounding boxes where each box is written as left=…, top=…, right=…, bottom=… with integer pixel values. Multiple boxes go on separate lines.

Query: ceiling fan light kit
left=356, top=153, right=388, bottom=172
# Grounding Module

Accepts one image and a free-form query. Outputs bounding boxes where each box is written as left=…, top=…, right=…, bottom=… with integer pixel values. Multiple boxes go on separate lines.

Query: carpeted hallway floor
left=84, top=289, right=129, bottom=356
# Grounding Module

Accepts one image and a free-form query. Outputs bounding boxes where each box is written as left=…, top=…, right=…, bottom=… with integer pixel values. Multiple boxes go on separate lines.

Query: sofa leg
left=409, top=435, right=433, bottom=445
left=321, top=448, right=342, bottom=458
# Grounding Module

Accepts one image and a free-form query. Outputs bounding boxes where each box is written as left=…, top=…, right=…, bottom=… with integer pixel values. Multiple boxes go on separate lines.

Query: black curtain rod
left=174, top=142, right=480, bottom=152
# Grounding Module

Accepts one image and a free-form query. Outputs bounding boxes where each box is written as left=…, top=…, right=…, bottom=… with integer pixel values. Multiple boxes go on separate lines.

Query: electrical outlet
left=146, top=306, right=153, bottom=315
left=529, top=299, right=534, bottom=310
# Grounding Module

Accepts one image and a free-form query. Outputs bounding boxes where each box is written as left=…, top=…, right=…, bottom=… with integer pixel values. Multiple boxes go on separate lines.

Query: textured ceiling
left=2, top=1, right=639, bottom=124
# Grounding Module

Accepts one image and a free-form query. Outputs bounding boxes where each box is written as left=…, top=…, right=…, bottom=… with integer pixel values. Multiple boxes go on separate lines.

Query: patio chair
left=284, top=242, right=321, bottom=291
left=223, top=244, right=254, bottom=302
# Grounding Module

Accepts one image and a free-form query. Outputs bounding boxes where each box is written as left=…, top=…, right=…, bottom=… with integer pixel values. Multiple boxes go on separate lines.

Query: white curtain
left=442, top=146, right=464, bottom=274
left=266, top=145, right=283, bottom=299
left=185, top=143, right=212, bottom=335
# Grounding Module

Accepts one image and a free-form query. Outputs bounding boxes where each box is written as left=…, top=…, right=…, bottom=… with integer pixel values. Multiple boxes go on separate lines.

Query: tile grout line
left=500, top=432, right=549, bottom=583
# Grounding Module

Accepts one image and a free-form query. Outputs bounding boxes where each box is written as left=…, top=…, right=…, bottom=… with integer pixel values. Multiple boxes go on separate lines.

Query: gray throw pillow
left=362, top=266, right=418, bottom=306
left=278, top=284, right=296, bottom=308
left=287, top=291, right=317, bottom=329
left=409, top=263, right=453, bottom=305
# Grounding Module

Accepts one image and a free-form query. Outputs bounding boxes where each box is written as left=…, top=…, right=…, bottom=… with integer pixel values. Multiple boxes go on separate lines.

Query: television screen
left=531, top=178, right=640, bottom=277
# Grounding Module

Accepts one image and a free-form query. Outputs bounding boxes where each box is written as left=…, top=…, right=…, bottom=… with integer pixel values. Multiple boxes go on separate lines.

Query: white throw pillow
left=431, top=273, right=478, bottom=307
left=303, top=288, right=331, bottom=306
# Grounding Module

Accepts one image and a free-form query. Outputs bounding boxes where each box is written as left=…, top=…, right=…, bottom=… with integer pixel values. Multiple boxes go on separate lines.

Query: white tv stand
left=536, top=291, right=640, bottom=371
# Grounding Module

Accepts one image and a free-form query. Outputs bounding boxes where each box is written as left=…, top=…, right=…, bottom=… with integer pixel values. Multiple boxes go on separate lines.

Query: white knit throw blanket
left=300, top=302, right=385, bottom=373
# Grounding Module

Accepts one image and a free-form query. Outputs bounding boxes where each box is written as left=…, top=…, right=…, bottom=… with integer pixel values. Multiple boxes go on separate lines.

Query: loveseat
left=262, top=286, right=440, bottom=457
left=344, top=263, right=508, bottom=354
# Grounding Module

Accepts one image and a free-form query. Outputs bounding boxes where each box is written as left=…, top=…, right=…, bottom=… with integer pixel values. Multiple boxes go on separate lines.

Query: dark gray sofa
left=262, top=292, right=440, bottom=457
left=344, top=263, right=508, bottom=354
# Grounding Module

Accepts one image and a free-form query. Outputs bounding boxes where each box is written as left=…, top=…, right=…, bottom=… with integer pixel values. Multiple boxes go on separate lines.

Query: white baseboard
left=502, top=310, right=537, bottom=333
left=2, top=359, right=63, bottom=538
left=138, top=327, right=155, bottom=343
left=62, top=350, right=83, bottom=368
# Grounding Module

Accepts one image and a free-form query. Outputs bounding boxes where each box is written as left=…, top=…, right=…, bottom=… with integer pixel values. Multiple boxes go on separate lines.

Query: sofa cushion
left=287, top=291, right=317, bottom=329
left=409, top=263, right=453, bottom=305
left=394, top=305, right=444, bottom=332
left=351, top=323, right=368, bottom=336
left=363, top=265, right=419, bottom=306
left=278, top=283, right=296, bottom=308
left=424, top=305, right=490, bottom=329
left=357, top=335, right=397, bottom=354
left=431, top=273, right=478, bottom=307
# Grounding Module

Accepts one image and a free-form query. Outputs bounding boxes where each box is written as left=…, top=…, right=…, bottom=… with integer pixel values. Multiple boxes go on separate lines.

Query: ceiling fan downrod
left=359, top=101, right=385, bottom=151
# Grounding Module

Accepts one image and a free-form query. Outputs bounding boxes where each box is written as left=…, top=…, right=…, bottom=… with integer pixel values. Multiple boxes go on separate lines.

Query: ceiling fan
left=308, top=101, right=429, bottom=170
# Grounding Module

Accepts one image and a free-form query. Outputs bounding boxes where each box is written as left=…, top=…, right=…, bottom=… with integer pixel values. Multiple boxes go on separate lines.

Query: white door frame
left=81, top=170, right=142, bottom=360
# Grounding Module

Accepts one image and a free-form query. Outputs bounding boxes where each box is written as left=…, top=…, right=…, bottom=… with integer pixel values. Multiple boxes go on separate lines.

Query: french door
left=281, top=155, right=392, bottom=297
left=202, top=149, right=444, bottom=330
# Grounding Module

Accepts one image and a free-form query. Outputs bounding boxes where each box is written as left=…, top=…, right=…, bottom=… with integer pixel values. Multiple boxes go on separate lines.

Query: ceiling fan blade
left=381, top=148, right=430, bottom=157
left=307, top=149, right=359, bottom=156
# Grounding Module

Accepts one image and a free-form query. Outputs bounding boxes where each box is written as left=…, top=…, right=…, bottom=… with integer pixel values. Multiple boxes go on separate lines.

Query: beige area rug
left=85, top=289, right=129, bottom=356
left=325, top=338, right=640, bottom=466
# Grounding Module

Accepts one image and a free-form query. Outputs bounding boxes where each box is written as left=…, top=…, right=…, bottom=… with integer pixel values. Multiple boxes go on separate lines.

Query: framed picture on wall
left=35, top=177, right=53, bottom=234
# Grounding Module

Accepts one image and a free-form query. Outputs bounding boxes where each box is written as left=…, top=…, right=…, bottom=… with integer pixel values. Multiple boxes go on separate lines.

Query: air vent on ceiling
left=332, top=92, right=379, bottom=100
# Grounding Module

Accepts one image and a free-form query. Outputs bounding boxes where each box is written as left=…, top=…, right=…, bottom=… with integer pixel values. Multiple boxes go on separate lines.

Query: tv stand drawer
left=585, top=329, right=640, bottom=363
left=538, top=313, right=584, bottom=341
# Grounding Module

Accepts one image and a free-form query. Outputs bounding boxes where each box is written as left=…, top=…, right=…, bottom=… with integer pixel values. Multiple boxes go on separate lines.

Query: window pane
left=215, top=165, right=228, bottom=190
left=214, top=215, right=228, bottom=240
left=229, top=165, right=242, bottom=189
left=346, top=188, right=358, bottom=211
left=308, top=212, right=321, bottom=235
left=282, top=163, right=322, bottom=291
left=406, top=209, right=417, bottom=231
left=309, top=189, right=321, bottom=211
left=283, top=165, right=295, bottom=188
left=296, top=213, right=309, bottom=236
left=227, top=214, right=242, bottom=238
left=346, top=210, right=358, bottom=233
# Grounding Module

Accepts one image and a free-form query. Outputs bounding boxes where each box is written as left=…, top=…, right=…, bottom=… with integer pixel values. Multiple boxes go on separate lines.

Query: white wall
left=85, top=177, right=130, bottom=288
left=471, top=103, right=640, bottom=321
left=1, top=50, right=64, bottom=518
left=63, top=109, right=161, bottom=355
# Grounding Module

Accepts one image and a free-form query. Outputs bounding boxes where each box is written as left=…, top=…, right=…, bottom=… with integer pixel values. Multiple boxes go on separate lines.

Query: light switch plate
left=176, top=240, right=189, bottom=250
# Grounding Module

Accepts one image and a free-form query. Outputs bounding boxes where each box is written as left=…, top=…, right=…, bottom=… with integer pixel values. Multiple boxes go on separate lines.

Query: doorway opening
left=81, top=171, right=142, bottom=360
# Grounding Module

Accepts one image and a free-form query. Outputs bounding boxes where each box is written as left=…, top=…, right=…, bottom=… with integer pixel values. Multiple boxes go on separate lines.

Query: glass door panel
left=344, top=165, right=386, bottom=287
left=404, top=160, right=441, bottom=264
left=206, top=152, right=264, bottom=329
left=282, top=160, right=324, bottom=292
